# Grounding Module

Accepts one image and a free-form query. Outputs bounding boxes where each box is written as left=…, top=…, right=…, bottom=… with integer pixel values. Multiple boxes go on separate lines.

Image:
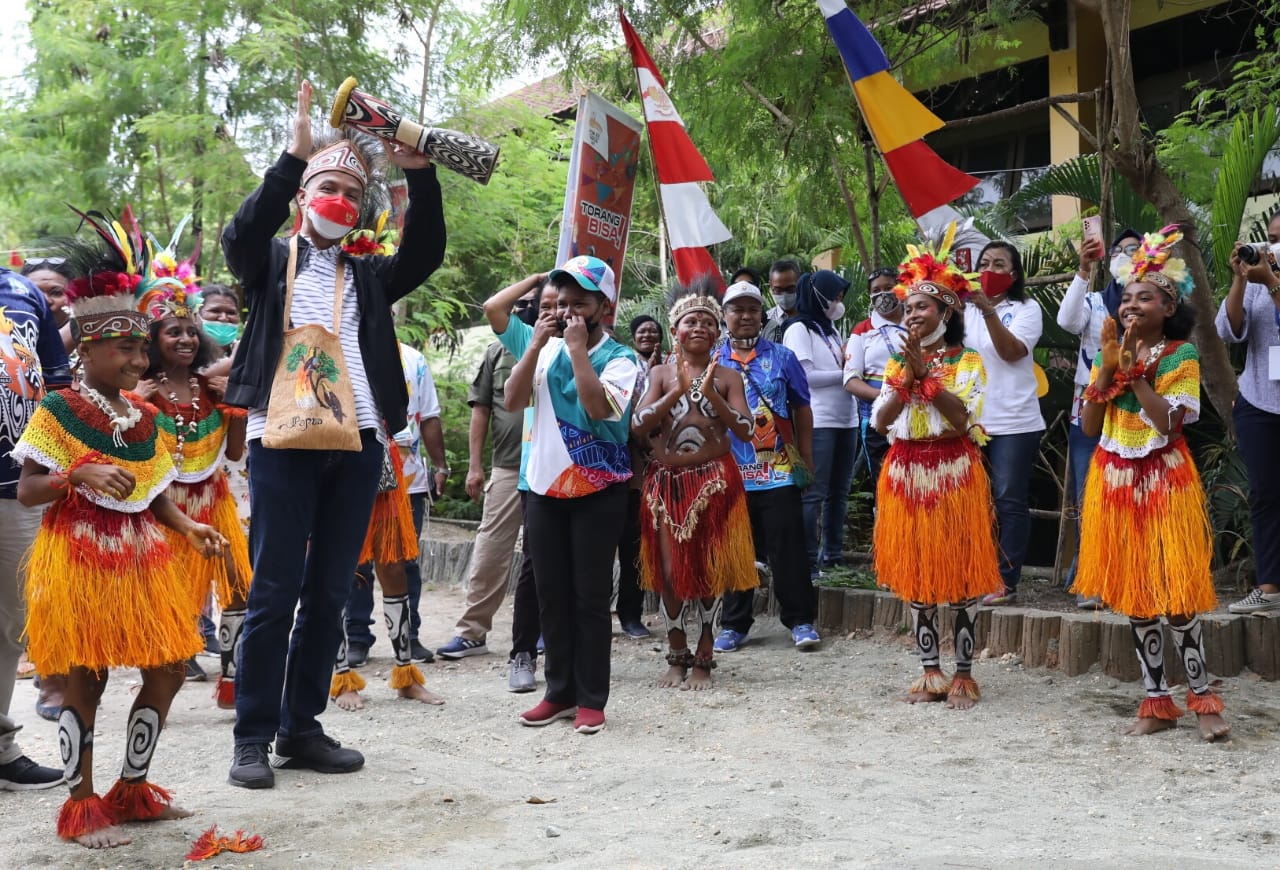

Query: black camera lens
left=1239, top=244, right=1261, bottom=265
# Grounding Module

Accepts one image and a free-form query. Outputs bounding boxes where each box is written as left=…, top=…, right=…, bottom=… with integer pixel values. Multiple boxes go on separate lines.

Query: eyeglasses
left=1110, top=243, right=1140, bottom=256
left=23, top=257, right=67, bottom=268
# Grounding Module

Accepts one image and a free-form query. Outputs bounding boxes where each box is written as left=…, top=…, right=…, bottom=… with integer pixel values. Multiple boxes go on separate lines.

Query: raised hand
left=675, top=344, right=692, bottom=394
left=1119, top=319, right=1141, bottom=373
left=531, top=308, right=558, bottom=350
left=1099, top=317, right=1120, bottom=373
left=289, top=79, right=313, bottom=159
left=383, top=139, right=432, bottom=171
left=562, top=314, right=588, bottom=352
left=901, top=325, right=926, bottom=383
left=1078, top=237, right=1104, bottom=276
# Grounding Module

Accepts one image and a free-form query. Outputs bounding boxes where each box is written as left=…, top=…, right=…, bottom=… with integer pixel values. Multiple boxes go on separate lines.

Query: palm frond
left=1209, top=109, right=1280, bottom=291
left=992, top=154, right=1158, bottom=235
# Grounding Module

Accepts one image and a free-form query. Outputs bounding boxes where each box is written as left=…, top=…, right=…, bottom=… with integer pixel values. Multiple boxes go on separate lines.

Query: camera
left=1237, top=242, right=1280, bottom=273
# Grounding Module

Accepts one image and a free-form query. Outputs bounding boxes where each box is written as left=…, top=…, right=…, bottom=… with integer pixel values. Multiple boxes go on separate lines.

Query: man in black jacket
left=223, top=80, right=445, bottom=789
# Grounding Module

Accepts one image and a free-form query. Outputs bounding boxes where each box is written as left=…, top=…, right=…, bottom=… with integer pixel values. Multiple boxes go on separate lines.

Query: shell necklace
left=81, top=384, right=142, bottom=448
left=158, top=371, right=200, bottom=465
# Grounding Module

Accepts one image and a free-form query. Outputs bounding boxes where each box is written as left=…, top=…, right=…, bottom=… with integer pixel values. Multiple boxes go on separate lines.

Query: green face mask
left=202, top=321, right=240, bottom=347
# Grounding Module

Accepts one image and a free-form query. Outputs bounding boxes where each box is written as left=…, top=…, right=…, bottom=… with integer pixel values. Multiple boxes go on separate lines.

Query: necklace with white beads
left=81, top=384, right=142, bottom=447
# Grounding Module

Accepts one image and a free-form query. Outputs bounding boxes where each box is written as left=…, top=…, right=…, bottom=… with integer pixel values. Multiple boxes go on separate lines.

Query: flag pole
left=625, top=6, right=678, bottom=289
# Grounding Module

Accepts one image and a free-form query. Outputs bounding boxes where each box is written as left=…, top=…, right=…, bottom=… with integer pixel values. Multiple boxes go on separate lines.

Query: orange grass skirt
left=640, top=454, right=757, bottom=601
left=164, top=472, right=252, bottom=609
left=23, top=498, right=202, bottom=673
left=1071, top=440, right=1215, bottom=618
left=359, top=444, right=420, bottom=564
left=873, top=437, right=1003, bottom=604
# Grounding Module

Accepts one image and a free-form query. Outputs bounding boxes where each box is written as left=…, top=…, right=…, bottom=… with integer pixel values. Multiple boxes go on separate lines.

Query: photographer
left=1218, top=214, right=1280, bottom=614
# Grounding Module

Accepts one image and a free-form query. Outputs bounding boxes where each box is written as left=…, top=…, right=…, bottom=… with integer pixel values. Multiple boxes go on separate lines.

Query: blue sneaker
left=536, top=634, right=545, bottom=654
left=714, top=629, right=748, bottom=653
left=435, top=636, right=489, bottom=660
left=791, top=624, right=820, bottom=650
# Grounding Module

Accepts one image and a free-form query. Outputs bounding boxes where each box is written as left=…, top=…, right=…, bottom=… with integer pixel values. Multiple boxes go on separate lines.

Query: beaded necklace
left=80, top=384, right=142, bottom=448
left=158, top=371, right=200, bottom=465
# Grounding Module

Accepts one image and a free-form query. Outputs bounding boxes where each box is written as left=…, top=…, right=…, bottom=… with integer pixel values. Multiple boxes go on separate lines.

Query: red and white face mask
left=306, top=195, right=359, bottom=240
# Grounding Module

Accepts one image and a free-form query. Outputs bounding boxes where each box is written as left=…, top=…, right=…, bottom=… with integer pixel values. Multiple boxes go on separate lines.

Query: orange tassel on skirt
left=23, top=498, right=203, bottom=674
left=873, top=438, right=1002, bottom=604
left=640, top=454, right=757, bottom=601
left=1072, top=440, right=1215, bottom=619
left=164, top=472, right=252, bottom=609
left=359, top=444, right=420, bottom=564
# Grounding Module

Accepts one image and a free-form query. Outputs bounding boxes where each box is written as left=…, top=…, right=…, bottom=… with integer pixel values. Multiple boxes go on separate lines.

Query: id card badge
left=1269, top=346, right=1280, bottom=380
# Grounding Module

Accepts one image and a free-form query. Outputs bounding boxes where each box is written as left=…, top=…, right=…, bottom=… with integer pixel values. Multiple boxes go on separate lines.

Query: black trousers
left=722, top=484, right=816, bottom=634
left=509, top=491, right=541, bottom=659
left=614, top=488, right=645, bottom=623
left=525, top=484, right=629, bottom=710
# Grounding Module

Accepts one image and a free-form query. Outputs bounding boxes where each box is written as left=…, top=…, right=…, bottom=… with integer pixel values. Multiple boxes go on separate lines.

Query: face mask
left=306, top=194, right=359, bottom=240
left=730, top=335, right=759, bottom=350
left=514, top=304, right=539, bottom=327
left=773, top=292, right=797, bottom=312
left=1109, top=254, right=1130, bottom=281
left=920, top=319, right=947, bottom=346
left=824, top=300, right=845, bottom=321
left=202, top=321, right=240, bottom=346
left=979, top=270, right=1015, bottom=298
left=870, top=292, right=901, bottom=315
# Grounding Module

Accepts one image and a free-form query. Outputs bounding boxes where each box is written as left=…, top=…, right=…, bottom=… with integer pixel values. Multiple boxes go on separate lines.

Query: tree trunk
left=1095, top=1, right=1238, bottom=426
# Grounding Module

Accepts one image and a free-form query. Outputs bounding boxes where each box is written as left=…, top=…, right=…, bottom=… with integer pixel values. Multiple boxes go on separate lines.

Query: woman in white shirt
left=966, top=241, right=1045, bottom=605
left=783, top=270, right=856, bottom=578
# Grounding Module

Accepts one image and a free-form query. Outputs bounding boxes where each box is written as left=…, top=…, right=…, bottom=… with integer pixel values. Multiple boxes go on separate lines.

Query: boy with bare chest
left=632, top=282, right=758, bottom=690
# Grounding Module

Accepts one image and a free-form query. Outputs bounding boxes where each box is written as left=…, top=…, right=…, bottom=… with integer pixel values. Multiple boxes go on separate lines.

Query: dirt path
left=5, top=585, right=1278, bottom=869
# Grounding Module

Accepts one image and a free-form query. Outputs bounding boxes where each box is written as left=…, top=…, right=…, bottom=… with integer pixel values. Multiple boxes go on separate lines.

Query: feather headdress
left=666, top=274, right=723, bottom=328
left=56, top=206, right=180, bottom=341
left=1119, top=224, right=1194, bottom=301
left=893, top=222, right=976, bottom=309
left=141, top=214, right=204, bottom=321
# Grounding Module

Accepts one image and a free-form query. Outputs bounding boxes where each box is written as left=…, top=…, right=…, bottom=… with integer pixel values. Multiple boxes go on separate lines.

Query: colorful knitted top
left=11, top=389, right=176, bottom=513
left=872, top=347, right=988, bottom=444
left=1090, top=339, right=1199, bottom=459
left=147, top=379, right=229, bottom=484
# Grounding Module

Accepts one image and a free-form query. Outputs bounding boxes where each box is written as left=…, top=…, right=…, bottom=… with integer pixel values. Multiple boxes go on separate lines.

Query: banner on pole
left=556, top=91, right=644, bottom=299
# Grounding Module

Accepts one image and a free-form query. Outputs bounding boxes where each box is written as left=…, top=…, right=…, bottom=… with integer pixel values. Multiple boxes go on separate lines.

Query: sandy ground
left=4, top=583, right=1280, bottom=870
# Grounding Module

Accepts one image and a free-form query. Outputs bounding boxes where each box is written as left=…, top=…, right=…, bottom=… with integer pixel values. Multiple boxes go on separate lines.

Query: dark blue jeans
left=983, top=430, right=1044, bottom=592
left=1235, top=396, right=1280, bottom=588
left=802, top=426, right=858, bottom=570
left=1064, top=422, right=1100, bottom=587
left=347, top=493, right=427, bottom=646
left=234, top=430, right=382, bottom=747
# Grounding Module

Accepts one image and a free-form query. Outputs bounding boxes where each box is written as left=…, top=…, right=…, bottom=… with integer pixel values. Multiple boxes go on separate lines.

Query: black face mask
left=556, top=315, right=600, bottom=333
left=514, top=304, right=539, bottom=327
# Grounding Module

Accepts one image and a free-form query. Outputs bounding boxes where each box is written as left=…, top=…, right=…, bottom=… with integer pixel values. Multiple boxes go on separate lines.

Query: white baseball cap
left=722, top=280, right=764, bottom=307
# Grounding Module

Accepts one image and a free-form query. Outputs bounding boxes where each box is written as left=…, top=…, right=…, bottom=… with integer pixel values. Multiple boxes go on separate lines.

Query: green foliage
left=1208, top=110, right=1280, bottom=292
left=990, top=153, right=1158, bottom=237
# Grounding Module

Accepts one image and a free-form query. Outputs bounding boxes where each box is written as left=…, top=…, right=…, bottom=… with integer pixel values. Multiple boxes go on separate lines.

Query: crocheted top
left=872, top=347, right=988, bottom=444
left=146, top=379, right=229, bottom=484
left=1091, top=339, right=1199, bottom=459
left=11, top=389, right=176, bottom=513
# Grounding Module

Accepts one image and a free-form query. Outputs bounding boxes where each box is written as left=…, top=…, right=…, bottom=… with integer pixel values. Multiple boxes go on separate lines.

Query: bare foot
left=681, top=666, right=713, bottom=691
left=1196, top=713, right=1231, bottom=742
left=1124, top=716, right=1177, bottom=736
left=398, top=683, right=445, bottom=705
left=147, top=803, right=193, bottom=821
left=334, top=689, right=365, bottom=711
left=904, top=690, right=946, bottom=704
left=946, top=693, right=978, bottom=711
left=656, top=665, right=686, bottom=688
left=75, top=825, right=132, bottom=849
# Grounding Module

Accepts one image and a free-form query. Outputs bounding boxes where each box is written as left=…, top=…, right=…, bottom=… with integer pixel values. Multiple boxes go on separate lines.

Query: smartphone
left=1083, top=215, right=1102, bottom=246
left=953, top=248, right=972, bottom=272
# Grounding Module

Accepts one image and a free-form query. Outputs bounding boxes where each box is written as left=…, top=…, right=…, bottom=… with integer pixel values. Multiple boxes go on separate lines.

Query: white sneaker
left=1228, top=588, right=1280, bottom=614
left=508, top=652, right=536, bottom=693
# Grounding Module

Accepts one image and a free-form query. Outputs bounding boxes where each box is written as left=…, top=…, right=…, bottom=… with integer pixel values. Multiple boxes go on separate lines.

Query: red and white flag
left=620, top=8, right=730, bottom=291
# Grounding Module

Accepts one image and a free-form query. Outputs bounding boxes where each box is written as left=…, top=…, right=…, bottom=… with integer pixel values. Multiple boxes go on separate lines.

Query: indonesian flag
left=620, top=8, right=730, bottom=291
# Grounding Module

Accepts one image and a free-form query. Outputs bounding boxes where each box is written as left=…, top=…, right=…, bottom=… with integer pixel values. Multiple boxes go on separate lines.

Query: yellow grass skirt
left=640, top=454, right=758, bottom=600
left=1072, top=440, right=1215, bottom=618
left=873, top=437, right=1003, bottom=604
left=164, top=472, right=252, bottom=609
left=23, top=498, right=202, bottom=673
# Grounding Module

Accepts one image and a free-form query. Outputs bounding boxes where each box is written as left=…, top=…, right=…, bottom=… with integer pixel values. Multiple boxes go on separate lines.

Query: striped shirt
left=247, top=241, right=381, bottom=441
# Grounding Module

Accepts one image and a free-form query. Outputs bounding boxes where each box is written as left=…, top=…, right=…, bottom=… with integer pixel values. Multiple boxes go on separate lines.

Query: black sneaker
left=0, top=755, right=63, bottom=790
left=228, top=742, right=274, bottom=789
left=271, top=732, right=364, bottom=774
left=184, top=656, right=208, bottom=682
left=409, top=640, right=434, bottom=664
left=346, top=642, right=370, bottom=668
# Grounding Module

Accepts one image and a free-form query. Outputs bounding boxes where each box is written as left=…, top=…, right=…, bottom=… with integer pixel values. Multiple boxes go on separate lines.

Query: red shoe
left=518, top=700, right=577, bottom=727
left=214, top=676, right=235, bottom=710
left=573, top=707, right=605, bottom=734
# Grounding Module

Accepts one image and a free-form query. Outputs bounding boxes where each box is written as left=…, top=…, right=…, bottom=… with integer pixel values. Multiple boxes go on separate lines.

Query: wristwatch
left=434, top=466, right=452, bottom=477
